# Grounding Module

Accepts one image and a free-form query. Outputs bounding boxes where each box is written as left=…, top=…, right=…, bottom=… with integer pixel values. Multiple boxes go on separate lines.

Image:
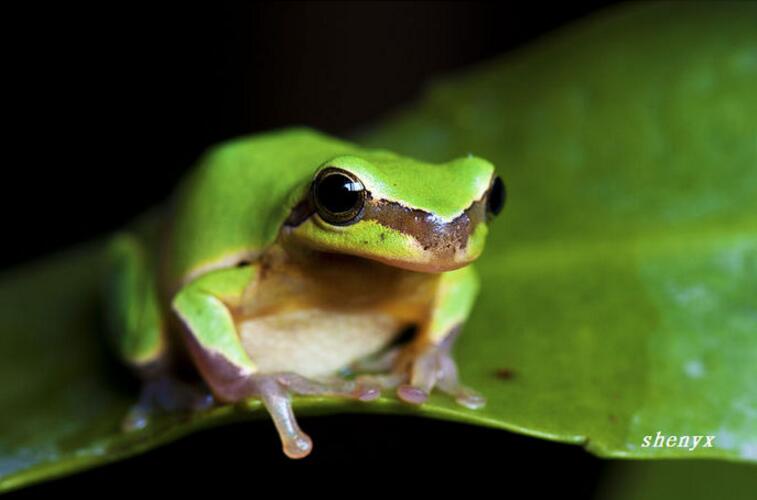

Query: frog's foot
left=397, top=345, right=485, bottom=409
left=250, top=373, right=380, bottom=459
left=384, top=332, right=485, bottom=410
left=123, top=375, right=215, bottom=431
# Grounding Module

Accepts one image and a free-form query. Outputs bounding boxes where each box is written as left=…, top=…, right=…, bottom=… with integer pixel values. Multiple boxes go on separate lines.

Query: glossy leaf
left=2, top=2, right=756, bottom=492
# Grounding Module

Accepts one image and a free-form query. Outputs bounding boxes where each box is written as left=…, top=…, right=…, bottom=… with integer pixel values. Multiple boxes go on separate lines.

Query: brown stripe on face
left=362, top=193, right=486, bottom=259
left=283, top=197, right=315, bottom=227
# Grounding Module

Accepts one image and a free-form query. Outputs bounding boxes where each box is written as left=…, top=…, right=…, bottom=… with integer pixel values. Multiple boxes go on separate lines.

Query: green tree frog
left=105, top=127, right=505, bottom=458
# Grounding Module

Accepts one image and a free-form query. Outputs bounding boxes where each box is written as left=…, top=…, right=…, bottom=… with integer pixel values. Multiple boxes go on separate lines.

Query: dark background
left=5, top=2, right=620, bottom=495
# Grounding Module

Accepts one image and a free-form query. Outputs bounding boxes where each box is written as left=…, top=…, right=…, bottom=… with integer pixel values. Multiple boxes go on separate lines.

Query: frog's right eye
left=486, top=175, right=506, bottom=219
left=311, top=167, right=366, bottom=226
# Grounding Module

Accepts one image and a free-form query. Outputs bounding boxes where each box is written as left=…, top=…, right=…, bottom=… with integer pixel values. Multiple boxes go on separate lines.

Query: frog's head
left=283, top=153, right=505, bottom=272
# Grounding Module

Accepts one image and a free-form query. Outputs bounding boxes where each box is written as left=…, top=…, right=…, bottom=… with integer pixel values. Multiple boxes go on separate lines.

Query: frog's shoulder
left=165, top=127, right=363, bottom=286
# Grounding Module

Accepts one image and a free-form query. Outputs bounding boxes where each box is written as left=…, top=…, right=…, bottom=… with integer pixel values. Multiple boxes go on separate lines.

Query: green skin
left=106, top=127, right=501, bottom=458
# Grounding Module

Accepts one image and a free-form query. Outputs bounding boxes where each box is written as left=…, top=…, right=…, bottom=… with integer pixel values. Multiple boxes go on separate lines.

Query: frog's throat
left=284, top=191, right=487, bottom=262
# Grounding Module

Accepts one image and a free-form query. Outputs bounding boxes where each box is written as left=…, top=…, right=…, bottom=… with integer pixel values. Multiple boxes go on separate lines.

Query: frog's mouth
left=367, top=250, right=479, bottom=273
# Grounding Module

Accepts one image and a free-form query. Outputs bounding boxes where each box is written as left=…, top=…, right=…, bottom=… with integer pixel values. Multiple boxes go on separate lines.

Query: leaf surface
left=2, top=2, right=756, bottom=492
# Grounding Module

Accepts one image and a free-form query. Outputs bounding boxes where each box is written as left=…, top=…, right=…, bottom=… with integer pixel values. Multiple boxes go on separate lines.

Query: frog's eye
left=312, top=168, right=366, bottom=226
left=486, top=175, right=506, bottom=218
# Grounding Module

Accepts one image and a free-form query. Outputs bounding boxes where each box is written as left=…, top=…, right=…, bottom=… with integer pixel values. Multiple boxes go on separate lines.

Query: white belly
left=238, top=309, right=401, bottom=378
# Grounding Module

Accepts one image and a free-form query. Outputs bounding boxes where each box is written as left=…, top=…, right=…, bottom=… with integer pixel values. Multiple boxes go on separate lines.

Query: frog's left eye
left=312, top=168, right=366, bottom=226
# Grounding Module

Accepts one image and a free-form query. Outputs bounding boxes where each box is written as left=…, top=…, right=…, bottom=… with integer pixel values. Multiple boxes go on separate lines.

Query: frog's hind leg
left=106, top=233, right=166, bottom=368
left=106, top=233, right=213, bottom=430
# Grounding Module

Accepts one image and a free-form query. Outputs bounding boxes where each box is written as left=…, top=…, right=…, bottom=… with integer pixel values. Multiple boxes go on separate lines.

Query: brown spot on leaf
left=495, top=368, right=516, bottom=380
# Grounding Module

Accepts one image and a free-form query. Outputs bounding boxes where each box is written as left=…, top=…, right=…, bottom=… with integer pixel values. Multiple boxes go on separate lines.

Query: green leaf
left=361, top=0, right=757, bottom=461
left=1, top=1, right=756, bottom=492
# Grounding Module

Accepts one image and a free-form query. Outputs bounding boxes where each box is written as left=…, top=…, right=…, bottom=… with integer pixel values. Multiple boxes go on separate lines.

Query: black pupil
left=317, top=173, right=362, bottom=214
left=488, top=176, right=505, bottom=216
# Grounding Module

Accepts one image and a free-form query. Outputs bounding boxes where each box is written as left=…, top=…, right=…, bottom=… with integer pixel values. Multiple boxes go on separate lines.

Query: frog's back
left=166, top=127, right=365, bottom=285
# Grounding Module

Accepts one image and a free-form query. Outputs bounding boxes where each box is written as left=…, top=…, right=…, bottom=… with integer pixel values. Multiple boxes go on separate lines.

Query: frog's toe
left=394, top=346, right=436, bottom=405
left=397, top=384, right=429, bottom=405
left=436, top=379, right=486, bottom=409
left=353, top=373, right=428, bottom=404
left=452, top=387, right=486, bottom=410
left=253, top=376, right=313, bottom=459
left=276, top=372, right=381, bottom=401
left=122, top=405, right=150, bottom=431
left=436, top=354, right=486, bottom=409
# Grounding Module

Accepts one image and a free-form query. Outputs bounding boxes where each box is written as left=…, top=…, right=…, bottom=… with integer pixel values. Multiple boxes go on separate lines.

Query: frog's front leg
left=399, top=265, right=485, bottom=409
left=172, top=265, right=379, bottom=458
left=359, top=265, right=485, bottom=410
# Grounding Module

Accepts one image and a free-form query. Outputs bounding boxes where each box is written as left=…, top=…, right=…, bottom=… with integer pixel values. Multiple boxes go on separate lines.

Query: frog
left=105, top=127, right=505, bottom=458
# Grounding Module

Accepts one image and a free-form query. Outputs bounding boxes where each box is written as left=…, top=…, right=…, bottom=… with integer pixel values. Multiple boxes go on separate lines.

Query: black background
left=5, top=2, right=620, bottom=495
